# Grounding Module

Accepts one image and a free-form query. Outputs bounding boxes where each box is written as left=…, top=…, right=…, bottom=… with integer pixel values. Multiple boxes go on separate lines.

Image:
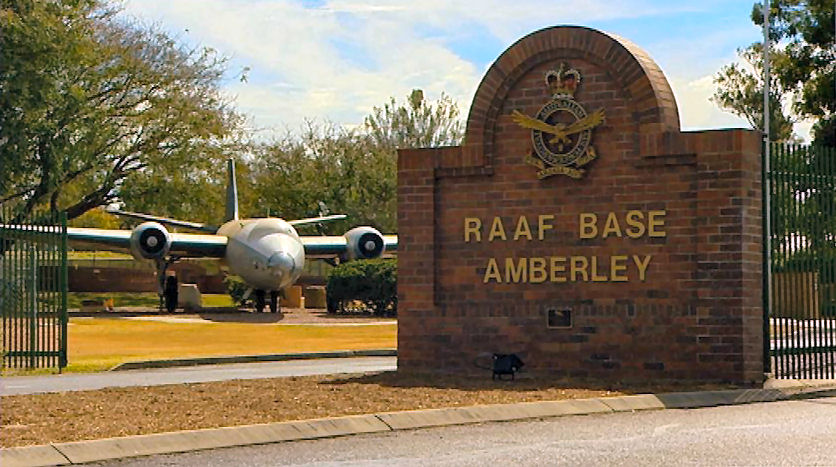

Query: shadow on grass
left=324, top=371, right=743, bottom=395
left=197, top=310, right=285, bottom=323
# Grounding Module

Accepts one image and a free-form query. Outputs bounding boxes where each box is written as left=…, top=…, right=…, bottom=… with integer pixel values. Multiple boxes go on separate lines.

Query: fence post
left=28, top=245, right=38, bottom=368
left=60, top=211, right=68, bottom=371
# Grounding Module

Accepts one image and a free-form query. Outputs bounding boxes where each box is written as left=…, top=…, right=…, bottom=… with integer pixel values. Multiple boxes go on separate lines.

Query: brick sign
left=397, top=26, right=765, bottom=383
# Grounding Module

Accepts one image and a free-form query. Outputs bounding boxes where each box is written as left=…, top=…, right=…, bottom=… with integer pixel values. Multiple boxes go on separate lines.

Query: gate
left=766, top=143, right=836, bottom=378
left=0, top=207, right=68, bottom=370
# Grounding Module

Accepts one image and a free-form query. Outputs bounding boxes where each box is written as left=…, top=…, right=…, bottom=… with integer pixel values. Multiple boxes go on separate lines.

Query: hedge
left=326, top=258, right=396, bottom=316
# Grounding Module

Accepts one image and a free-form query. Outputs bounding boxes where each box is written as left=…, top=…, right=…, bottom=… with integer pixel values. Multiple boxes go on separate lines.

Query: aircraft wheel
left=254, top=290, right=266, bottom=313
left=269, top=291, right=280, bottom=313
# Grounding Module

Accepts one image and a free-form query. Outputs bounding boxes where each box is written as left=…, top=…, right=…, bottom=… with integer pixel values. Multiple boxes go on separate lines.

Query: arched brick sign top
left=464, top=25, right=680, bottom=165
left=397, top=24, right=764, bottom=384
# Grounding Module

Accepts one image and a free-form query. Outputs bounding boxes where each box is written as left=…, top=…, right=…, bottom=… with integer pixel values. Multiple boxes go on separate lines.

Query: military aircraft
left=30, top=159, right=396, bottom=313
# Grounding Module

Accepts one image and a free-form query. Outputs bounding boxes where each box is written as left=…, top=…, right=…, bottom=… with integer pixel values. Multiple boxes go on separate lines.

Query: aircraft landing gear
left=269, top=291, right=280, bottom=313
left=254, top=289, right=266, bottom=313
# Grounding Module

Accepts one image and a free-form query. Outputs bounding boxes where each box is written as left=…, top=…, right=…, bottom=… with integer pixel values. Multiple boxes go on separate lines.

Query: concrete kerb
left=110, top=349, right=398, bottom=371
left=3, top=381, right=836, bottom=467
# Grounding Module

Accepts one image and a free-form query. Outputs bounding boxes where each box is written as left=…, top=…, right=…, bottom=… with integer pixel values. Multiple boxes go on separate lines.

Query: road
left=0, top=357, right=396, bottom=395
left=93, top=396, right=836, bottom=466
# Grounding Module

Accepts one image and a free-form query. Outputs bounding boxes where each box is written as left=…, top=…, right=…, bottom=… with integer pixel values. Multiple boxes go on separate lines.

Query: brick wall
left=397, top=26, right=763, bottom=383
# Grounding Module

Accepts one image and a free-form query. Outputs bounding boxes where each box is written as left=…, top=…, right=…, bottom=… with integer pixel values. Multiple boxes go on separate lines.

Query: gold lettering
left=529, top=257, right=547, bottom=283
left=514, top=216, right=533, bottom=241
left=488, top=217, right=507, bottom=241
left=505, top=257, right=527, bottom=283
left=624, top=210, right=646, bottom=238
left=538, top=215, right=554, bottom=240
left=610, top=255, right=629, bottom=282
left=549, top=256, right=567, bottom=282
left=464, top=217, right=482, bottom=242
left=483, top=258, right=502, bottom=283
left=579, top=213, right=597, bottom=239
left=570, top=256, right=589, bottom=282
left=601, top=212, right=622, bottom=238
left=648, top=210, right=666, bottom=237
left=633, top=255, right=652, bottom=281
left=590, top=256, right=608, bottom=282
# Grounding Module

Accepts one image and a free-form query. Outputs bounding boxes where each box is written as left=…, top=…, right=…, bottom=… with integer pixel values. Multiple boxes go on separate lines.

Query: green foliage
left=0, top=0, right=244, bottom=222
left=714, top=1, right=834, bottom=145
left=364, top=89, right=464, bottom=151
left=223, top=274, right=249, bottom=307
left=251, top=124, right=397, bottom=233
left=250, top=90, right=462, bottom=233
left=712, top=46, right=795, bottom=141
left=326, top=259, right=396, bottom=316
left=752, top=1, right=835, bottom=127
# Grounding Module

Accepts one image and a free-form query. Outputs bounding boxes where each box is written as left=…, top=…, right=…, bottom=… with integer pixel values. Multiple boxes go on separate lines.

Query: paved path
left=0, top=357, right=396, bottom=396
left=96, top=396, right=836, bottom=466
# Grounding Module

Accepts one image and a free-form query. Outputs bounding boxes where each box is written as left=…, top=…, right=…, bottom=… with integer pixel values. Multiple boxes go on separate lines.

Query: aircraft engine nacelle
left=129, top=222, right=171, bottom=260
left=342, top=226, right=386, bottom=260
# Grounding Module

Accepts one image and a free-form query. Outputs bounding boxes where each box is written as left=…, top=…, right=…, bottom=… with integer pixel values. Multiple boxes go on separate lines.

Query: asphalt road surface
left=93, top=396, right=836, bottom=466
left=0, top=357, right=396, bottom=395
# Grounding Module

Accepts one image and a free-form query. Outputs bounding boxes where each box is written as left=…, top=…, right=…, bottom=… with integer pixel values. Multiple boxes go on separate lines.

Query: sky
left=120, top=0, right=813, bottom=141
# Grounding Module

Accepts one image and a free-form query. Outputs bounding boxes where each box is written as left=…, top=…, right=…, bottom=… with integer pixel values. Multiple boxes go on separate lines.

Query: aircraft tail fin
left=225, top=158, right=239, bottom=222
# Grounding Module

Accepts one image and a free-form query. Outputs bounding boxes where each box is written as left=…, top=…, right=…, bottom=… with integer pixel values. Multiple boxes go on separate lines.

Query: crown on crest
left=545, top=63, right=581, bottom=98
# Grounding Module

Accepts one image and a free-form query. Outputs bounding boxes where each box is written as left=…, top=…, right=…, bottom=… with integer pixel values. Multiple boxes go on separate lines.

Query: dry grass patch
left=0, top=371, right=734, bottom=448
left=64, top=317, right=396, bottom=372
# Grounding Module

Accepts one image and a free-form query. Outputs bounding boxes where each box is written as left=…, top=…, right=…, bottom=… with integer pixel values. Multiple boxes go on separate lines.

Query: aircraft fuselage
left=216, top=218, right=305, bottom=292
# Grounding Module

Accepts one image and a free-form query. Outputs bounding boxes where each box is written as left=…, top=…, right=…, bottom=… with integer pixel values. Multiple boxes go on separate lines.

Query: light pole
left=762, top=0, right=773, bottom=377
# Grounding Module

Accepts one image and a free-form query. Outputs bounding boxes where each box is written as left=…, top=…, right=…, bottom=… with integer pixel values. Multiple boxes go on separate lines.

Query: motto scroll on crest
left=512, top=63, right=605, bottom=179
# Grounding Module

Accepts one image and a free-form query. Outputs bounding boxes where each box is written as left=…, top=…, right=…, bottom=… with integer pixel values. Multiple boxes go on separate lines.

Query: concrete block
left=0, top=445, right=69, bottom=467
left=376, top=407, right=484, bottom=430
left=554, top=398, right=614, bottom=416
left=461, top=401, right=568, bottom=422
left=281, top=286, right=304, bottom=308
left=654, top=389, right=782, bottom=409
left=304, top=286, right=327, bottom=309
left=177, top=284, right=202, bottom=310
left=53, top=415, right=390, bottom=464
left=598, top=394, right=665, bottom=412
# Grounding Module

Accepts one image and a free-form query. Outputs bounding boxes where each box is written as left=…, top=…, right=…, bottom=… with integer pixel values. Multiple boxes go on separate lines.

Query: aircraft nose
left=267, top=251, right=295, bottom=276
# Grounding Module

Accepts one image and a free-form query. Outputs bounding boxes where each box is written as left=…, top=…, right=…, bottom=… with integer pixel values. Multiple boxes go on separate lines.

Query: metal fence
left=766, top=143, right=836, bottom=379
left=0, top=206, right=68, bottom=370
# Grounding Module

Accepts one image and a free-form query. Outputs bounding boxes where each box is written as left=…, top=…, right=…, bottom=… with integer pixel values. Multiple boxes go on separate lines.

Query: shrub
left=326, top=258, right=396, bottom=316
left=223, top=274, right=249, bottom=307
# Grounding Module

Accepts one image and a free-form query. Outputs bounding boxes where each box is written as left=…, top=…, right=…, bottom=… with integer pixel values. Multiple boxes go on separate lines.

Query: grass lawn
left=67, top=292, right=235, bottom=309
left=63, top=317, right=396, bottom=372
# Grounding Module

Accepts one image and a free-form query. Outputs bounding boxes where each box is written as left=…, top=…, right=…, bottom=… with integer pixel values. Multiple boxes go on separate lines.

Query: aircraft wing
left=67, top=228, right=227, bottom=258
left=288, top=214, right=347, bottom=226
left=2, top=225, right=227, bottom=258
left=301, top=235, right=398, bottom=258
left=106, top=209, right=218, bottom=233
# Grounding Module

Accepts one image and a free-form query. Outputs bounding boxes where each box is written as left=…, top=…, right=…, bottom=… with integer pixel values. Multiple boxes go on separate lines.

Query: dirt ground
left=0, top=371, right=734, bottom=448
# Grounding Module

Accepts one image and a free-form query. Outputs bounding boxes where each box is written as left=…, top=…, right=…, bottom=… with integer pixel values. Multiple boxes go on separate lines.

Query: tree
left=364, top=89, right=463, bottom=151
left=0, top=0, right=243, bottom=223
left=754, top=0, right=834, bottom=146
left=251, top=123, right=398, bottom=234
left=713, top=1, right=834, bottom=145
left=712, top=45, right=795, bottom=141
left=251, top=90, right=463, bottom=234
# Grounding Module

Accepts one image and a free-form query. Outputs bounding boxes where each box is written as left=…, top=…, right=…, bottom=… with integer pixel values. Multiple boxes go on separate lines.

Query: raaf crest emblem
left=512, top=63, right=605, bottom=179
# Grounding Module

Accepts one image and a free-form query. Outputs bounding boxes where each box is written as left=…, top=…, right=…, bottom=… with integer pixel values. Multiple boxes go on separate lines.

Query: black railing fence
left=0, top=206, right=68, bottom=370
left=766, top=143, right=836, bottom=379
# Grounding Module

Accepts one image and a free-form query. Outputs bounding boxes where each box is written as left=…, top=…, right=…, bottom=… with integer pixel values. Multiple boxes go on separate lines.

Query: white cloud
left=123, top=0, right=812, bottom=142
left=121, top=0, right=714, bottom=137
left=670, top=74, right=753, bottom=132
